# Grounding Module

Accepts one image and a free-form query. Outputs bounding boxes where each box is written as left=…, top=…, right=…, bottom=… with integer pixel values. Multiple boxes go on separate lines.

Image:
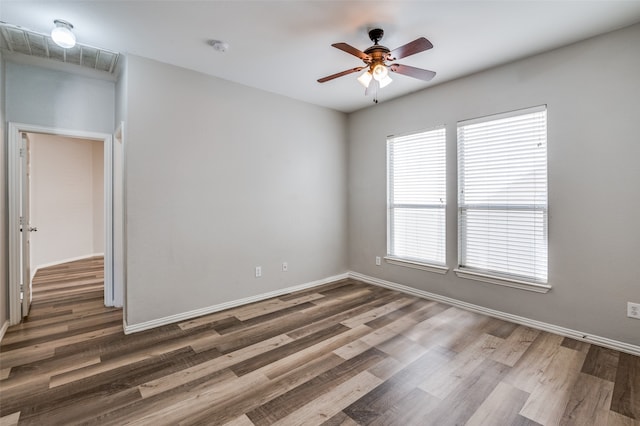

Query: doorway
left=8, top=122, right=118, bottom=324
left=27, top=132, right=105, bottom=283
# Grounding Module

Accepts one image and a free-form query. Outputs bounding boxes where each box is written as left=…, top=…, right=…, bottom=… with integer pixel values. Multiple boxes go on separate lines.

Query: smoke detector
left=208, top=40, right=229, bottom=53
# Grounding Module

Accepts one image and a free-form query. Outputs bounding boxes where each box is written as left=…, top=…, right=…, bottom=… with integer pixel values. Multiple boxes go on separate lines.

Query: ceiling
left=2, top=1, right=640, bottom=113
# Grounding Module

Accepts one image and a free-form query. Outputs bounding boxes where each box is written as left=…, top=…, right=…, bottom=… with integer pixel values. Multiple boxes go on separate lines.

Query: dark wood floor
left=1, top=258, right=638, bottom=425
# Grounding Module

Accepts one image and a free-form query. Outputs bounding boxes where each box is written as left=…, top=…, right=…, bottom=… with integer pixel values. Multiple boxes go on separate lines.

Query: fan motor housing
left=364, top=45, right=391, bottom=64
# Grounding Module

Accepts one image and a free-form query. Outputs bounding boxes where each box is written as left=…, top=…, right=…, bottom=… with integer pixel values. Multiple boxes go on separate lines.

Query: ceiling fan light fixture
left=372, top=63, right=389, bottom=81
left=357, top=70, right=373, bottom=88
left=51, top=19, right=76, bottom=49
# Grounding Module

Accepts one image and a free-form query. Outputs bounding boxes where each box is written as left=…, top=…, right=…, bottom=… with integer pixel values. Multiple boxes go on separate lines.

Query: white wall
left=348, top=23, right=640, bottom=347
left=5, top=62, right=114, bottom=134
left=29, top=134, right=104, bottom=269
left=123, top=55, right=348, bottom=326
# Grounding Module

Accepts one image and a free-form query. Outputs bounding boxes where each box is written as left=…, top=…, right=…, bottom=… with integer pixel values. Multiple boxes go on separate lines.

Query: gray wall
left=0, top=50, right=7, bottom=329
left=114, top=55, right=128, bottom=311
left=124, top=55, right=348, bottom=326
left=5, top=62, right=115, bottom=134
left=348, top=23, right=640, bottom=346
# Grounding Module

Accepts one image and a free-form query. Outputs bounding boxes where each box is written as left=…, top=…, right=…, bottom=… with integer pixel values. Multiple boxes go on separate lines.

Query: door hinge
left=19, top=147, right=25, bottom=157
left=19, top=216, right=25, bottom=226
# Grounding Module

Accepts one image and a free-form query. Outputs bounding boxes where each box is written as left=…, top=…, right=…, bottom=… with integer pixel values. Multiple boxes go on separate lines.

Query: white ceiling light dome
left=51, top=19, right=76, bottom=49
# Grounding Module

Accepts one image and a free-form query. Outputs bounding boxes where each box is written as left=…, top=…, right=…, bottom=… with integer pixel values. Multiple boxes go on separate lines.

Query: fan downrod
left=368, top=28, right=384, bottom=44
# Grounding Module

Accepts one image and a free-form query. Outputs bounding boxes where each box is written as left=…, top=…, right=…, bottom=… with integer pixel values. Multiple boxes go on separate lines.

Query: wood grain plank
left=271, top=371, right=382, bottom=426
left=582, top=344, right=620, bottom=382
left=607, top=410, right=640, bottom=426
left=560, top=372, right=614, bottom=426
left=134, top=334, right=271, bottom=398
left=223, top=414, right=256, bottom=426
left=229, top=323, right=350, bottom=377
left=503, top=331, right=565, bottom=393
left=489, top=325, right=540, bottom=367
left=138, top=360, right=238, bottom=399
left=367, top=387, right=440, bottom=426
left=520, top=346, right=587, bottom=425
left=343, top=345, right=453, bottom=424
left=0, top=412, right=20, bottom=426
left=340, top=297, right=414, bottom=328
left=233, top=292, right=325, bottom=321
left=419, top=333, right=502, bottom=399
left=422, top=357, right=512, bottom=426
left=321, top=411, right=359, bottom=426
left=286, top=292, right=402, bottom=340
left=246, top=347, right=387, bottom=425
left=466, top=381, right=538, bottom=426
left=561, top=336, right=591, bottom=353
left=611, top=352, right=640, bottom=420
left=49, top=332, right=219, bottom=387
left=263, top=324, right=373, bottom=380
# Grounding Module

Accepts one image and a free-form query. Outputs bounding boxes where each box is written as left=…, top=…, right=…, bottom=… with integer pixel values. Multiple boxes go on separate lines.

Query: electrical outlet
left=282, top=262, right=288, bottom=272
left=255, top=266, right=262, bottom=278
left=628, top=302, right=640, bottom=319
left=375, top=256, right=381, bottom=266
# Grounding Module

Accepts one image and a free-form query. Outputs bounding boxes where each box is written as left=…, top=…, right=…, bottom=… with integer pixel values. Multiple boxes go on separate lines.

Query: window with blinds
left=457, top=106, right=548, bottom=283
left=387, top=127, right=446, bottom=266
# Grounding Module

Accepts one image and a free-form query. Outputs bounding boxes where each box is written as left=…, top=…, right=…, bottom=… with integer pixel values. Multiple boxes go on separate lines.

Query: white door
left=20, top=132, right=34, bottom=317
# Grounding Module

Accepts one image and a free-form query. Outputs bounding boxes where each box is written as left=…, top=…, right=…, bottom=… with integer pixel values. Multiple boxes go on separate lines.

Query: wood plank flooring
left=1, top=257, right=639, bottom=425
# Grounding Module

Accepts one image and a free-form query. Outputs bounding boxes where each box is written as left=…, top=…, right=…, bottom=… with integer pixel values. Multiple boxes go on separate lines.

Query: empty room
left=0, top=1, right=639, bottom=425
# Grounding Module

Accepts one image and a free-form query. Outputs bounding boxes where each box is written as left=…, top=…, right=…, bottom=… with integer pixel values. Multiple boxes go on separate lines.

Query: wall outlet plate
left=255, top=266, right=262, bottom=278
left=282, top=262, right=288, bottom=272
left=375, top=256, right=381, bottom=266
left=627, top=302, right=640, bottom=319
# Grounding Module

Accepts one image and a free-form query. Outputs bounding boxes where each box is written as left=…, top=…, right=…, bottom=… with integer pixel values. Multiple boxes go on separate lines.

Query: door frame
left=8, top=122, right=115, bottom=324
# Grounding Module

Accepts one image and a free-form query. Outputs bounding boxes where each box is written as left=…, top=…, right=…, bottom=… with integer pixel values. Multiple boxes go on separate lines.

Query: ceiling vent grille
left=0, top=22, right=119, bottom=74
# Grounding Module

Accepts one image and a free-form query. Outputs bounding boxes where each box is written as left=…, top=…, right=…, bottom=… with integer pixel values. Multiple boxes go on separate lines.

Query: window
left=387, top=127, right=446, bottom=269
left=457, top=106, right=548, bottom=286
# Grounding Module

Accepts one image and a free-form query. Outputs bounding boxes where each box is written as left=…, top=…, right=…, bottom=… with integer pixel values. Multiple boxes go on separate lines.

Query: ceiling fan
left=318, top=28, right=436, bottom=103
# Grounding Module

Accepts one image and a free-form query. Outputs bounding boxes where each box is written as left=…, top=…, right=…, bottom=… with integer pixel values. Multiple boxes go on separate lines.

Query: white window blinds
left=388, top=127, right=446, bottom=265
left=457, top=106, right=548, bottom=283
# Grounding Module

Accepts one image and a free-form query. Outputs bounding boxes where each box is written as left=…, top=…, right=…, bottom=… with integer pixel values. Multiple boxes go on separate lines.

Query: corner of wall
left=0, top=49, right=9, bottom=327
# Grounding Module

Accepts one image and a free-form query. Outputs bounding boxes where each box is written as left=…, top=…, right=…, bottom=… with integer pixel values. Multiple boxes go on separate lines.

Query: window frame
left=386, top=126, right=448, bottom=273
left=455, top=105, right=550, bottom=293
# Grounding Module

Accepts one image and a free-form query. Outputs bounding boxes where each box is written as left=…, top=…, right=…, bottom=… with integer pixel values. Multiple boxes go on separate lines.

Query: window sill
left=384, top=257, right=449, bottom=275
left=453, top=268, right=551, bottom=294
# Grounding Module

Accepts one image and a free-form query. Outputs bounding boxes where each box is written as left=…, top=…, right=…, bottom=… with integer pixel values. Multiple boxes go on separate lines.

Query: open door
left=8, top=122, right=116, bottom=325
left=20, top=132, right=34, bottom=317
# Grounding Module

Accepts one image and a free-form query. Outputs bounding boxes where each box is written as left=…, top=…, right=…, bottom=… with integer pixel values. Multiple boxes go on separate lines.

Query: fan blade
left=317, top=66, right=367, bottom=83
left=332, top=43, right=371, bottom=61
left=389, top=64, right=436, bottom=81
left=388, top=37, right=433, bottom=60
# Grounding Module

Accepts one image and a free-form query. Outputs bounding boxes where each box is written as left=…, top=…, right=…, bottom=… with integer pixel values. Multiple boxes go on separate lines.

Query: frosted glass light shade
left=357, top=71, right=372, bottom=88
left=379, top=75, right=393, bottom=88
left=372, top=64, right=389, bottom=81
left=51, top=20, right=76, bottom=49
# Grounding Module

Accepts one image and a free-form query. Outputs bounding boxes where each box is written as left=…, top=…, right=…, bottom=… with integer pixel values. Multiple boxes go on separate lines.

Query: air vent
left=0, top=22, right=119, bottom=74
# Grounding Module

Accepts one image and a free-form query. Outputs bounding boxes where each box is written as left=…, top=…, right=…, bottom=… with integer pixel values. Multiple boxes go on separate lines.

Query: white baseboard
left=349, top=271, right=640, bottom=357
left=32, top=253, right=105, bottom=279
left=0, top=320, right=9, bottom=343
left=124, top=273, right=350, bottom=334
